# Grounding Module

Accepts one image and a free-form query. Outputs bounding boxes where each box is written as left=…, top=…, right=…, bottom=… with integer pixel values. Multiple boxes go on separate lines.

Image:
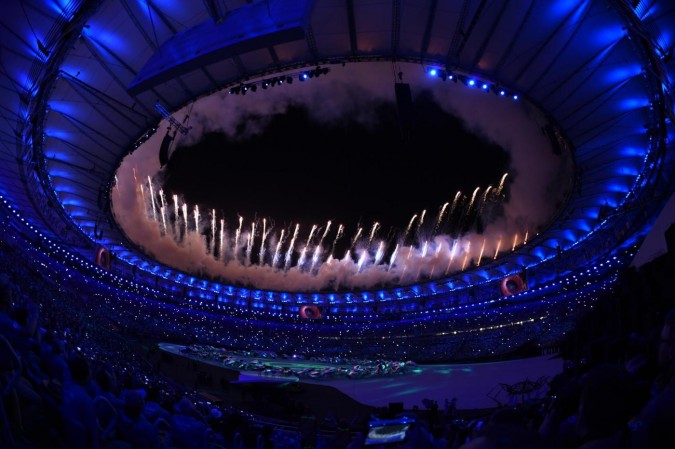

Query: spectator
left=169, top=396, right=209, bottom=449
left=652, top=307, right=675, bottom=394
left=0, top=334, right=21, bottom=449
left=332, top=418, right=352, bottom=449
left=143, top=385, right=171, bottom=424
left=299, top=404, right=319, bottom=449
left=43, top=334, right=71, bottom=384
left=630, top=308, right=675, bottom=449
left=573, top=363, right=640, bottom=449
left=117, top=388, right=160, bottom=449
left=445, top=397, right=458, bottom=420
left=59, top=353, right=100, bottom=449
left=346, top=431, right=365, bottom=449
left=457, top=421, right=544, bottom=449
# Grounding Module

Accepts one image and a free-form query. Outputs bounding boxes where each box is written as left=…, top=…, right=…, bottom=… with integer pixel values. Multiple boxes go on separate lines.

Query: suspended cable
left=19, top=0, right=48, bottom=56
left=146, top=0, right=161, bottom=52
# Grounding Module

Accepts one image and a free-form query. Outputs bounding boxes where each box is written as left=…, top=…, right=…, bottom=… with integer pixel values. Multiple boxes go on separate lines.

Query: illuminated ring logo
left=96, top=246, right=111, bottom=270
left=299, top=305, right=322, bottom=319
left=500, top=274, right=525, bottom=296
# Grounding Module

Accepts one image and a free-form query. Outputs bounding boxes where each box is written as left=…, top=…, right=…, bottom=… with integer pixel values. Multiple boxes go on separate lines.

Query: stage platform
left=158, top=342, right=563, bottom=413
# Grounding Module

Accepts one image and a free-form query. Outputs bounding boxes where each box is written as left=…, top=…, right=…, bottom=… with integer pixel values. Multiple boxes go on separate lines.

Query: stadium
left=1, top=1, right=674, bottom=448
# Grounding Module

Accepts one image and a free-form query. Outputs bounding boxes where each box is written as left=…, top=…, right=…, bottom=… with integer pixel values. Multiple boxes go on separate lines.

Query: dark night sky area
left=162, top=90, right=510, bottom=234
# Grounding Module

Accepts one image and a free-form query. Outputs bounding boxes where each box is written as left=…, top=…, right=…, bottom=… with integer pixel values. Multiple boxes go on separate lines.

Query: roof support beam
left=346, top=0, right=358, bottom=55
left=512, top=1, right=588, bottom=86
left=60, top=74, right=138, bottom=139
left=493, top=0, right=535, bottom=75
left=419, top=0, right=439, bottom=60
left=392, top=0, right=401, bottom=58
left=469, top=0, right=509, bottom=71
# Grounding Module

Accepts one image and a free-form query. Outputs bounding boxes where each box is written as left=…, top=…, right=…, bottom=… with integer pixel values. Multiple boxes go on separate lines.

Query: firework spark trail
left=477, top=238, right=486, bottom=266
left=272, top=229, right=285, bottom=268
left=193, top=205, right=200, bottom=236
left=158, top=189, right=167, bottom=211
left=447, top=191, right=462, bottom=228
left=445, top=239, right=459, bottom=275
left=311, top=221, right=332, bottom=271
left=259, top=218, right=268, bottom=264
left=399, top=246, right=414, bottom=281
left=512, top=233, right=518, bottom=251
left=357, top=249, right=368, bottom=272
left=139, top=184, right=146, bottom=217
left=463, top=241, right=472, bottom=270
left=246, top=222, right=255, bottom=263
left=421, top=240, right=429, bottom=258
left=497, top=172, right=508, bottom=195
left=147, top=176, right=157, bottom=221
left=298, top=247, right=310, bottom=269
left=181, top=203, right=188, bottom=237
left=415, top=210, right=426, bottom=237
left=374, top=241, right=386, bottom=265
left=173, top=195, right=179, bottom=217
left=467, top=187, right=480, bottom=214
left=524, top=230, right=529, bottom=245
left=388, top=243, right=399, bottom=270
left=403, top=214, right=417, bottom=244
left=284, top=224, right=300, bottom=270
left=318, top=221, right=332, bottom=246
left=234, top=216, right=243, bottom=260
left=211, top=209, right=216, bottom=254
left=429, top=244, right=442, bottom=278
left=457, top=188, right=480, bottom=233
left=434, top=202, right=450, bottom=235
left=298, top=224, right=318, bottom=268
left=220, top=219, right=225, bottom=260
left=368, top=222, right=380, bottom=246
left=303, top=224, right=317, bottom=248
left=330, top=224, right=344, bottom=259
left=173, top=194, right=179, bottom=237
left=478, top=186, right=493, bottom=216
left=310, top=245, right=322, bottom=272
left=160, top=206, right=167, bottom=234
left=349, top=227, right=363, bottom=253
left=494, top=237, right=502, bottom=259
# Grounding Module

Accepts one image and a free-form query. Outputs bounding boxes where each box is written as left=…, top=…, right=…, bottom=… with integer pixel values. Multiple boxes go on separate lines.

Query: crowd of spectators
left=1, top=214, right=675, bottom=449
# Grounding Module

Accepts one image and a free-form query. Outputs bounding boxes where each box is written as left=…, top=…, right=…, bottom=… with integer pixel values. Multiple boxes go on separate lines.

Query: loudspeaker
left=159, top=130, right=174, bottom=167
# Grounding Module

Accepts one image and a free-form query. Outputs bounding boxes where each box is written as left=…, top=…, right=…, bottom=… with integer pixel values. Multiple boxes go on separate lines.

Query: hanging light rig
left=154, top=102, right=192, bottom=167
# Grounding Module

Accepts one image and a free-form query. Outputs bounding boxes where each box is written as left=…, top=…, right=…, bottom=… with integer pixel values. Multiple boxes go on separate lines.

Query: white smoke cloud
left=111, top=61, right=573, bottom=292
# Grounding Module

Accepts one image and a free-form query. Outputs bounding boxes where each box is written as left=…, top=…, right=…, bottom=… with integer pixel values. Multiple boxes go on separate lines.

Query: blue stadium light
left=468, top=79, right=476, bottom=86
left=299, top=72, right=308, bottom=81
left=429, top=68, right=438, bottom=77
left=512, top=94, right=519, bottom=100
left=482, top=83, right=489, bottom=90
left=499, top=90, right=506, bottom=96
